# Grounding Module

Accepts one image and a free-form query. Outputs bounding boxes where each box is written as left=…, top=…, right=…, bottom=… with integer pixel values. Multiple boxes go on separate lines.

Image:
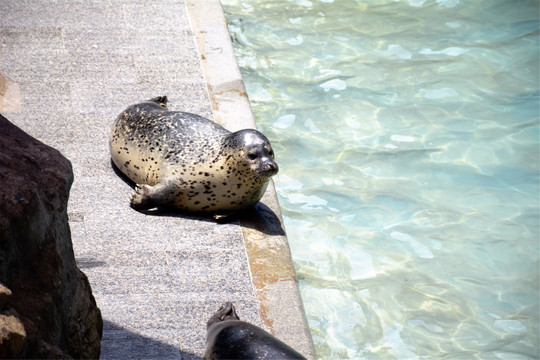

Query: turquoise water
left=221, top=0, right=539, bottom=358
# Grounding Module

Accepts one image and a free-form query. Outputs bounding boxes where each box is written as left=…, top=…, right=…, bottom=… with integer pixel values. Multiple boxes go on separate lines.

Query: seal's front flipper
left=130, top=178, right=179, bottom=210
left=130, top=184, right=157, bottom=210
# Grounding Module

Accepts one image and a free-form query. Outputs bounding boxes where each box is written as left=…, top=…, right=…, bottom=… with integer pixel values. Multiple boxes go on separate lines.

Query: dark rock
left=0, top=113, right=102, bottom=359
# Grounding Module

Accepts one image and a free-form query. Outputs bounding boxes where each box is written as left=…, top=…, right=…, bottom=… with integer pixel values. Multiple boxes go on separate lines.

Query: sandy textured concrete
left=0, top=0, right=315, bottom=359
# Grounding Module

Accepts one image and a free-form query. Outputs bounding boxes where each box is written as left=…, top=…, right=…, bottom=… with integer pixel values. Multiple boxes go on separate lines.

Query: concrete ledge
left=186, top=1, right=316, bottom=359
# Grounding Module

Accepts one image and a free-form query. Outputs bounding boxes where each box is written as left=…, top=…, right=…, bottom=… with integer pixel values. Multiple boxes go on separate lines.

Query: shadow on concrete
left=101, top=320, right=203, bottom=360
left=110, top=160, right=285, bottom=236
left=239, top=202, right=286, bottom=237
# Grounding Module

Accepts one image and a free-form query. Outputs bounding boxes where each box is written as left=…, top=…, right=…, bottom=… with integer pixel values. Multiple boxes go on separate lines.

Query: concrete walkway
left=0, top=1, right=315, bottom=359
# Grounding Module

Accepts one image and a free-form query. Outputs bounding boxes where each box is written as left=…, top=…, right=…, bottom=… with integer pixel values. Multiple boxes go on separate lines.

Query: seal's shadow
left=110, top=160, right=285, bottom=236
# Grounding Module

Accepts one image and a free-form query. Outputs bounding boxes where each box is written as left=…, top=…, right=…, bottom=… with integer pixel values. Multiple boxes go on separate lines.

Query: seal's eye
left=248, top=153, right=258, bottom=160
left=268, top=150, right=274, bottom=158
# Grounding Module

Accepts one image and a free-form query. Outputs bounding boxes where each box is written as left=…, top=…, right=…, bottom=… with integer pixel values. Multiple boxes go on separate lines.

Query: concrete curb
left=186, top=1, right=316, bottom=359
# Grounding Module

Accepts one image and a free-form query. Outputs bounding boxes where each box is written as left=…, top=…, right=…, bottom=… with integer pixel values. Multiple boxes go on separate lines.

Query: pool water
left=221, top=0, right=539, bottom=358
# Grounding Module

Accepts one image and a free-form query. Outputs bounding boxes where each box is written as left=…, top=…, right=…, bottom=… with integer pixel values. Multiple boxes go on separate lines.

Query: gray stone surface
left=0, top=0, right=315, bottom=359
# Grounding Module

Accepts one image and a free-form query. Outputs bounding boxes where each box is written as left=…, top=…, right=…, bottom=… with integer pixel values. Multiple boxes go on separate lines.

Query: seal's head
left=204, top=302, right=307, bottom=360
left=226, top=129, right=278, bottom=181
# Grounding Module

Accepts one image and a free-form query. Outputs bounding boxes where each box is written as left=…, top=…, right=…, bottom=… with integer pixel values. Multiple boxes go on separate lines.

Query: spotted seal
left=109, top=96, right=278, bottom=213
left=204, top=302, right=306, bottom=360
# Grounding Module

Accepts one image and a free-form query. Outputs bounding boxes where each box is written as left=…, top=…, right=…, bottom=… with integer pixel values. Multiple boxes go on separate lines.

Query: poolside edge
left=185, top=1, right=316, bottom=359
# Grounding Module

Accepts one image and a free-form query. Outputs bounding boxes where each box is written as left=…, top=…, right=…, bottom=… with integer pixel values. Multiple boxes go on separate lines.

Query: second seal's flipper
left=149, top=96, right=168, bottom=107
left=207, top=302, right=240, bottom=327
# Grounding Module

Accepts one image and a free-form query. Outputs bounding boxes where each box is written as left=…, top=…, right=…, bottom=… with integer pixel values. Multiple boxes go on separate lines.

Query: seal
left=204, top=302, right=306, bottom=360
left=109, top=96, right=278, bottom=213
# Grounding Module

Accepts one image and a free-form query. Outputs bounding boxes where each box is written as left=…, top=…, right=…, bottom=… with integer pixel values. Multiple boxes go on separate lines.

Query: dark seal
left=109, top=96, right=278, bottom=213
left=204, top=302, right=306, bottom=360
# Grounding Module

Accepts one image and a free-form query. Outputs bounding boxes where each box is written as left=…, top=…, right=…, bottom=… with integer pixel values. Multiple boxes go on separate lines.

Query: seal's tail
left=150, top=96, right=168, bottom=107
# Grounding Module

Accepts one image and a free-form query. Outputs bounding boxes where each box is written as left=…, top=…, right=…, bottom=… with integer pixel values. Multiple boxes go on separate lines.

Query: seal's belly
left=171, top=176, right=269, bottom=212
left=162, top=157, right=269, bottom=212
